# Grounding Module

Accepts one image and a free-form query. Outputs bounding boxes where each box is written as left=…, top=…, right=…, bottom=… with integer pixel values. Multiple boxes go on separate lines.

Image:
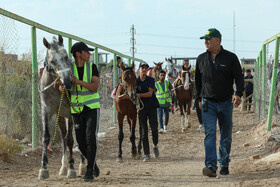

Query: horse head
left=153, top=62, right=163, bottom=71
left=165, top=58, right=175, bottom=77
left=181, top=65, right=191, bottom=90
left=43, top=35, right=73, bottom=89
left=119, top=62, right=137, bottom=103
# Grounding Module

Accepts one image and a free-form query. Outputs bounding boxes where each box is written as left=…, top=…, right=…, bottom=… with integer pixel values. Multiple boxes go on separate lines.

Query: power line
left=137, top=32, right=262, bottom=43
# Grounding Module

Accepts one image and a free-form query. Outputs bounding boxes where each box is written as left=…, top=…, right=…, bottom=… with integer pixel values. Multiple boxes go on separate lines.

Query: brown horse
left=174, top=65, right=192, bottom=132
left=114, top=62, right=141, bottom=162
left=147, top=62, right=163, bottom=81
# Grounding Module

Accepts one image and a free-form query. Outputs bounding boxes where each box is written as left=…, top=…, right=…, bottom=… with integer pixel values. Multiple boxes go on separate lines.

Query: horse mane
left=123, top=67, right=134, bottom=72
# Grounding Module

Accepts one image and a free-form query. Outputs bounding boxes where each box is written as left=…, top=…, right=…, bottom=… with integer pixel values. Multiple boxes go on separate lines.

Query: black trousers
left=139, top=106, right=158, bottom=155
left=72, top=108, right=100, bottom=170
left=195, top=99, right=203, bottom=124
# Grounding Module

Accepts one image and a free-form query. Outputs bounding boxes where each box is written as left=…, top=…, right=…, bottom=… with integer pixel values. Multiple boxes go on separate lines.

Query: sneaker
left=83, top=169, right=94, bottom=182
left=220, top=167, right=229, bottom=175
left=202, top=167, right=217, bottom=177
left=197, top=124, right=204, bottom=131
left=93, top=164, right=100, bottom=177
left=164, top=125, right=167, bottom=132
left=153, top=146, right=159, bottom=158
left=159, top=128, right=164, bottom=133
left=143, top=154, right=151, bottom=162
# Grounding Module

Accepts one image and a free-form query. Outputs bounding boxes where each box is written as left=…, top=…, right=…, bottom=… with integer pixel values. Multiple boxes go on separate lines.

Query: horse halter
left=119, top=69, right=135, bottom=97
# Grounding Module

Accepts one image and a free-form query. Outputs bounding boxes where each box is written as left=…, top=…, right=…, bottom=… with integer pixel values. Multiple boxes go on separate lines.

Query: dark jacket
left=195, top=46, right=244, bottom=102
left=244, top=76, right=253, bottom=94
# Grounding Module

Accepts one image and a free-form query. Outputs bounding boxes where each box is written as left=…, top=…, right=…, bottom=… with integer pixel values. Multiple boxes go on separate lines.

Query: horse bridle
left=119, top=69, right=135, bottom=98
left=172, top=70, right=190, bottom=91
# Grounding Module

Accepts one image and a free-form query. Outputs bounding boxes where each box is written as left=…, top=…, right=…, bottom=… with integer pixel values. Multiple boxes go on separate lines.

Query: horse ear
left=58, top=35, right=63, bottom=45
left=153, top=62, right=156, bottom=65
left=165, top=57, right=167, bottom=61
left=160, top=62, right=163, bottom=65
left=43, top=37, right=50, bottom=49
left=119, top=62, right=126, bottom=71
left=131, top=62, right=135, bottom=70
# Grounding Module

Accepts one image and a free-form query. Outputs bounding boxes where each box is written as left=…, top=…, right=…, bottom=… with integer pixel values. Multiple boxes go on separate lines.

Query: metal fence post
left=68, top=38, right=72, bottom=58
left=31, top=26, right=38, bottom=149
left=262, top=45, right=267, bottom=116
left=94, top=47, right=98, bottom=69
left=266, top=37, right=280, bottom=131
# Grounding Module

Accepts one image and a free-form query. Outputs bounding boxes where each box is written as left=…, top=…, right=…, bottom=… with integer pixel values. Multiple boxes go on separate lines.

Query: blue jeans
left=157, top=107, right=169, bottom=129
left=202, top=98, right=233, bottom=170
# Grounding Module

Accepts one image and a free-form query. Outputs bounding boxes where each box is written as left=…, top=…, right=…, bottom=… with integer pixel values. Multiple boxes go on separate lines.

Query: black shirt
left=77, top=63, right=99, bottom=81
left=195, top=46, right=244, bottom=102
left=136, top=76, right=159, bottom=108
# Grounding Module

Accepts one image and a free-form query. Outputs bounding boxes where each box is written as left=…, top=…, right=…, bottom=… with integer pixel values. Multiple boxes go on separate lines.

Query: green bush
left=0, top=135, right=24, bottom=162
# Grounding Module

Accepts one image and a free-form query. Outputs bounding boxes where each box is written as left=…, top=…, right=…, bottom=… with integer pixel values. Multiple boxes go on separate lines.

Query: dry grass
left=0, top=135, right=24, bottom=162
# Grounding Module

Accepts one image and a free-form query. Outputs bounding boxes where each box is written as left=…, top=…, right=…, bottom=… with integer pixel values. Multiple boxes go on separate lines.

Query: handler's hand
left=72, top=75, right=79, bottom=87
left=56, top=79, right=63, bottom=93
left=232, top=96, right=241, bottom=108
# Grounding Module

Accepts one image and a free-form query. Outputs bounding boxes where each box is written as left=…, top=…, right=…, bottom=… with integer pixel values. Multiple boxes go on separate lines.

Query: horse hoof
left=59, top=167, right=67, bottom=176
left=38, top=168, right=49, bottom=179
left=182, top=128, right=185, bottom=133
left=79, top=164, right=87, bottom=176
left=67, top=169, right=77, bottom=178
left=187, top=123, right=191, bottom=128
left=117, top=157, right=123, bottom=163
left=132, top=152, right=137, bottom=158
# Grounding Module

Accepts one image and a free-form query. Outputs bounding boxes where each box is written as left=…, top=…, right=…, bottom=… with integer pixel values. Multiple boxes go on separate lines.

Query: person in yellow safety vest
left=155, top=70, right=173, bottom=133
left=69, top=42, right=100, bottom=182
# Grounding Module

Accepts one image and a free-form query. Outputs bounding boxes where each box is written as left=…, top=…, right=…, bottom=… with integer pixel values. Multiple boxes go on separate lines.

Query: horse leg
left=179, top=104, right=185, bottom=133
left=58, top=117, right=68, bottom=176
left=117, top=113, right=125, bottom=162
left=186, top=103, right=191, bottom=128
left=65, top=117, right=77, bottom=178
left=79, top=154, right=87, bottom=176
left=128, top=116, right=137, bottom=157
left=38, top=109, right=50, bottom=179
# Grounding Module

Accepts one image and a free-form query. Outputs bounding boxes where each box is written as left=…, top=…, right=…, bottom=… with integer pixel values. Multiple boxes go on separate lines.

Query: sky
left=1, top=0, right=280, bottom=67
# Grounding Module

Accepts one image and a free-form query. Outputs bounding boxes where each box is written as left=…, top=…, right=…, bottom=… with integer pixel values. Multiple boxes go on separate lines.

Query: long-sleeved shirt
left=195, top=46, right=244, bottom=102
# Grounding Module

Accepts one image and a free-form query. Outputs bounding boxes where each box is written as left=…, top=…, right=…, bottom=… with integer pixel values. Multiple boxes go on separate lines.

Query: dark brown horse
left=174, top=65, right=192, bottom=132
left=114, top=62, right=141, bottom=162
left=147, top=62, right=163, bottom=81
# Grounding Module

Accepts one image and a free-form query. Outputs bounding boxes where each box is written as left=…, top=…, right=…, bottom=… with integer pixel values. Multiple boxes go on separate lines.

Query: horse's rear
left=114, top=62, right=140, bottom=162
left=38, top=35, right=78, bottom=179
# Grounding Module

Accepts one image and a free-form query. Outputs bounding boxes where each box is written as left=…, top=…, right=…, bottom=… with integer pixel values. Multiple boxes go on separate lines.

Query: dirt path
left=1, top=108, right=280, bottom=186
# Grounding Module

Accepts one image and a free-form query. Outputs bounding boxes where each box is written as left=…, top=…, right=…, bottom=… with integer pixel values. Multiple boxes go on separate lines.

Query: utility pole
left=130, top=24, right=136, bottom=61
left=233, top=11, right=236, bottom=53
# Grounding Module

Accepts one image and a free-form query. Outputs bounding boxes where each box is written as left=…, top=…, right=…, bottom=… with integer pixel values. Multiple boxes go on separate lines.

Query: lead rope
left=51, top=87, right=82, bottom=146
left=51, top=88, right=65, bottom=145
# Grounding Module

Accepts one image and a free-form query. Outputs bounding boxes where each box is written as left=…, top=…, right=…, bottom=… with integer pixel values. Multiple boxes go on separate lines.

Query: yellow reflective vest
left=70, top=62, right=100, bottom=114
left=155, top=80, right=172, bottom=105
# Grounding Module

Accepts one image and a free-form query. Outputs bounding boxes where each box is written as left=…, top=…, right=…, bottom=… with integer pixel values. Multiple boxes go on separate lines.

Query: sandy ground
left=1, top=107, right=280, bottom=187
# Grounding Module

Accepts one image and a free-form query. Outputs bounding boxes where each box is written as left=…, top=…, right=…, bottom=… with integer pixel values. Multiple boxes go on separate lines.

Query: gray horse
left=38, top=35, right=86, bottom=179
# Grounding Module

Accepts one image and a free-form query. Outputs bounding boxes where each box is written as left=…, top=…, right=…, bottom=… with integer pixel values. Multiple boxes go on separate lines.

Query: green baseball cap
left=200, top=28, right=222, bottom=39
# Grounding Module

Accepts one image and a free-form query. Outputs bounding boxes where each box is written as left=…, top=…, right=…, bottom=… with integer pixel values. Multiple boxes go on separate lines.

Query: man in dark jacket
left=245, top=69, right=253, bottom=110
left=195, top=28, right=244, bottom=177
